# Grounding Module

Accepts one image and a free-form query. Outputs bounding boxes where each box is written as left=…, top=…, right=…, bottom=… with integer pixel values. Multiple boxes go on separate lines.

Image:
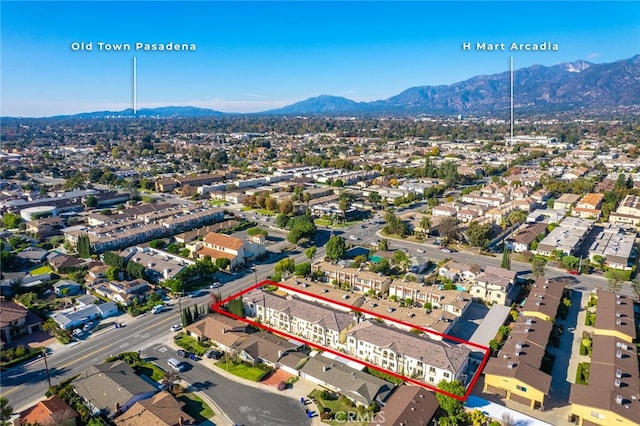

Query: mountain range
left=22, top=55, right=640, bottom=118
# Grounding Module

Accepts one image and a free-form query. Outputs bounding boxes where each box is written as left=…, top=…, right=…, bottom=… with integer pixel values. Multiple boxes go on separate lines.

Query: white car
left=349, top=235, right=359, bottom=240
left=170, top=324, right=183, bottom=332
left=417, top=249, right=425, bottom=253
left=82, top=322, right=94, bottom=332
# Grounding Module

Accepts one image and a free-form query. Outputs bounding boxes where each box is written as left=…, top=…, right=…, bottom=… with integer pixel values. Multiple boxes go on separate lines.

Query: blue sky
left=1, top=1, right=639, bottom=117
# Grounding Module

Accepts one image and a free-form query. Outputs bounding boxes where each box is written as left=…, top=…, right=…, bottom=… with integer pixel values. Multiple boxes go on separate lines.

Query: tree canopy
left=325, top=236, right=347, bottom=261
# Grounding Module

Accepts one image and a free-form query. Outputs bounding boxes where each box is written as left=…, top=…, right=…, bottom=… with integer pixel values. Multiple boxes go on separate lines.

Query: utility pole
left=42, top=348, right=52, bottom=388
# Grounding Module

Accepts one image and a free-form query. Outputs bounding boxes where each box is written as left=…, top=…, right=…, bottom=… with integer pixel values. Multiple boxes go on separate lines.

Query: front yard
left=308, top=389, right=372, bottom=426
left=174, top=334, right=211, bottom=356
left=215, top=359, right=272, bottom=381
left=176, top=392, right=215, bottom=423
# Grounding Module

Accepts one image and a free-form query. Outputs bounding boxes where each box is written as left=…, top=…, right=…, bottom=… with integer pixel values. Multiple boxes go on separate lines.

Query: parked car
left=349, top=235, right=359, bottom=240
left=568, top=270, right=580, bottom=275
left=82, top=322, right=94, bottom=332
left=176, top=349, right=190, bottom=358
left=72, top=328, right=84, bottom=337
left=170, top=324, right=183, bottom=332
left=417, top=248, right=425, bottom=253
left=205, top=350, right=224, bottom=359
left=440, top=247, right=452, bottom=253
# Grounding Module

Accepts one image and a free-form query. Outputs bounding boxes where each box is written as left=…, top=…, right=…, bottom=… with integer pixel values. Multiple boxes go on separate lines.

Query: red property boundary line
left=212, top=280, right=490, bottom=401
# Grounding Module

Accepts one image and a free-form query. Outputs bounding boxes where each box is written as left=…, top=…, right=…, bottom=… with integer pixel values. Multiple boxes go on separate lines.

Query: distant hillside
left=265, top=55, right=640, bottom=116
left=50, top=106, right=226, bottom=119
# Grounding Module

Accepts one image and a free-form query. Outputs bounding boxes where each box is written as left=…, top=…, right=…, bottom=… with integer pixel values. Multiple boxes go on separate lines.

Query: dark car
left=205, top=350, right=224, bottom=359
left=177, top=349, right=191, bottom=358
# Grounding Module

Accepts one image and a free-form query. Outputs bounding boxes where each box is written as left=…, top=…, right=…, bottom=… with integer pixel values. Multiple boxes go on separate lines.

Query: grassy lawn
left=308, top=389, right=369, bottom=426
left=134, top=362, right=165, bottom=382
left=177, top=392, right=214, bottom=423
left=208, top=199, right=229, bottom=206
left=314, top=219, right=332, bottom=227
left=174, top=334, right=211, bottom=356
left=255, top=209, right=276, bottom=216
left=215, top=359, right=272, bottom=381
left=30, top=265, right=52, bottom=275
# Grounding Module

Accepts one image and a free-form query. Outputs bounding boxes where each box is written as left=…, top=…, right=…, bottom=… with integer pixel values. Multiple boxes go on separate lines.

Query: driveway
left=143, top=344, right=311, bottom=426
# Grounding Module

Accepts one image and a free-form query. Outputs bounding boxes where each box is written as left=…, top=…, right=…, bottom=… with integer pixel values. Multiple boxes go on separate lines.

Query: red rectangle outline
left=212, top=280, right=490, bottom=401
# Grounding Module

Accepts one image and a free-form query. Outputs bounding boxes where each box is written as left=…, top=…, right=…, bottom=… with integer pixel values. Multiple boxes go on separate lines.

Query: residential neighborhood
left=1, top=109, right=640, bottom=426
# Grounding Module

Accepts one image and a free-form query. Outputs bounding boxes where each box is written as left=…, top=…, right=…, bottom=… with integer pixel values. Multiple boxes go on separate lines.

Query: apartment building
left=592, top=291, right=636, bottom=344
left=312, top=261, right=392, bottom=295
left=535, top=217, right=594, bottom=258
left=573, top=193, right=604, bottom=219
left=569, top=292, right=639, bottom=426
left=483, top=315, right=554, bottom=410
left=610, top=194, right=640, bottom=229
left=243, top=290, right=356, bottom=349
left=506, top=222, right=548, bottom=253
left=469, top=266, right=517, bottom=305
left=588, top=225, right=636, bottom=271
left=346, top=320, right=470, bottom=386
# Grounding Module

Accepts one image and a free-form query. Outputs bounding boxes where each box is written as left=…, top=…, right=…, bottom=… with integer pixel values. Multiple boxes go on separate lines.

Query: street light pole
left=42, top=348, right=52, bottom=388
left=252, top=266, right=258, bottom=285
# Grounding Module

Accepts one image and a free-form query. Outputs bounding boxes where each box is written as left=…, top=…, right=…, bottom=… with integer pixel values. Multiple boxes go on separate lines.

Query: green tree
left=304, top=246, right=317, bottom=262
left=294, top=262, right=312, bottom=277
left=226, top=298, right=245, bottom=318
left=275, top=213, right=290, bottom=229
left=215, top=257, right=231, bottom=270
left=378, top=239, right=389, bottom=251
left=0, top=396, right=13, bottom=426
left=605, top=269, right=626, bottom=293
left=501, top=247, right=511, bottom=270
left=103, top=251, right=126, bottom=269
left=325, top=236, right=347, bottom=261
left=149, top=239, right=165, bottom=249
left=436, top=379, right=466, bottom=418
left=338, top=193, right=352, bottom=223
left=466, top=221, right=492, bottom=249
left=126, top=261, right=146, bottom=279
left=419, top=215, right=431, bottom=237
left=392, top=250, right=410, bottom=272
left=274, top=258, right=296, bottom=279
left=1, top=213, right=21, bottom=229
left=368, top=191, right=381, bottom=206
left=531, top=256, right=547, bottom=279
left=84, top=195, right=98, bottom=208
left=77, top=233, right=92, bottom=258
left=286, top=215, right=317, bottom=245
left=106, top=266, right=120, bottom=281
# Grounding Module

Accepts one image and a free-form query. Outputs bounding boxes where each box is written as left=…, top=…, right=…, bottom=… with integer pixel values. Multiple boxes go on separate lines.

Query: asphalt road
left=144, top=344, right=310, bottom=426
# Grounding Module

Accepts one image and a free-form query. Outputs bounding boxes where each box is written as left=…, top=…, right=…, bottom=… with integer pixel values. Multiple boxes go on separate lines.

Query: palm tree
left=161, top=370, right=181, bottom=394
left=419, top=216, right=431, bottom=238
left=303, top=191, right=311, bottom=210
left=338, top=194, right=352, bottom=223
